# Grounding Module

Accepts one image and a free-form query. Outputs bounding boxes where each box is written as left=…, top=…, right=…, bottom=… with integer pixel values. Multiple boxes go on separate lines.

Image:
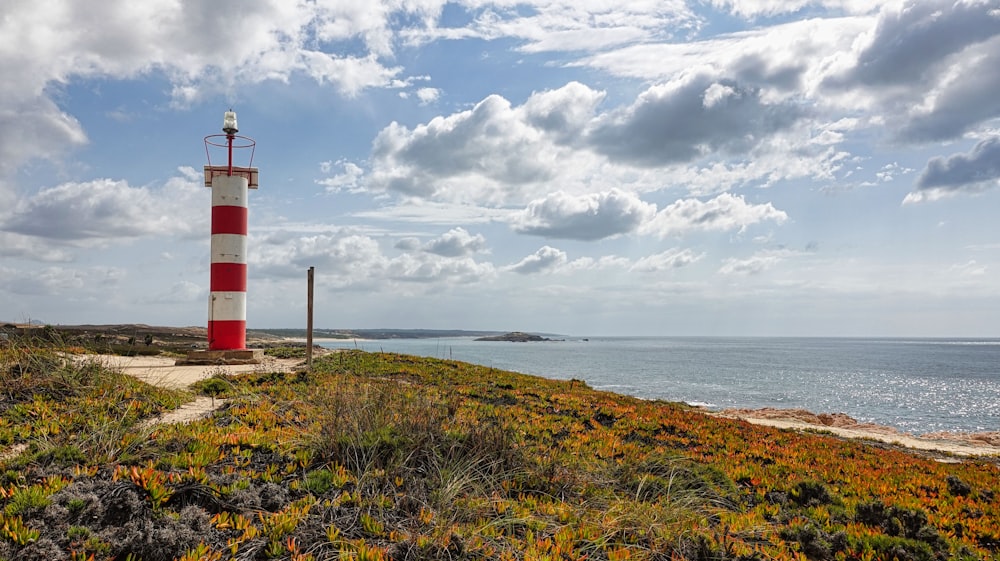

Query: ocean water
left=317, top=336, right=1000, bottom=435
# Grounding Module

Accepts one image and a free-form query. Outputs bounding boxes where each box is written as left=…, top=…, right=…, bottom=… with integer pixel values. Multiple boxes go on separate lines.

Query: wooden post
left=306, top=266, right=314, bottom=369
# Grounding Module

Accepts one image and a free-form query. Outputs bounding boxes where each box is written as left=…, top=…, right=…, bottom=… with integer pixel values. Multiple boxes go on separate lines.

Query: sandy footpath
left=93, top=354, right=301, bottom=389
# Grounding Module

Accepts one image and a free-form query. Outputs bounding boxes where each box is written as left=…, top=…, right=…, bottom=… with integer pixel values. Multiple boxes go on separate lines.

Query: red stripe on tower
left=203, top=110, right=258, bottom=351
left=212, top=206, right=248, bottom=234
left=210, top=263, right=248, bottom=292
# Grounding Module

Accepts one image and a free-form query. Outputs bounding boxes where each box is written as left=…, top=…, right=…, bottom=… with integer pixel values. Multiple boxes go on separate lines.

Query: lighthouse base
left=176, top=349, right=264, bottom=366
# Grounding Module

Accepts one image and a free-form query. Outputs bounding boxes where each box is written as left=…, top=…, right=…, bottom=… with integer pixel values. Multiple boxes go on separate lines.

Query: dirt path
left=95, top=354, right=302, bottom=425
left=97, top=354, right=298, bottom=389
left=138, top=396, right=226, bottom=429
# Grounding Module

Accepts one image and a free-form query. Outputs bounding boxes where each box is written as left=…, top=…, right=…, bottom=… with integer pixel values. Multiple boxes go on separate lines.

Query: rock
left=475, top=331, right=555, bottom=342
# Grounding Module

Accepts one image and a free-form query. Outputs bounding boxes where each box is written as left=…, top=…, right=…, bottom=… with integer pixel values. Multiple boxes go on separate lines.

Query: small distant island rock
left=475, top=331, right=559, bottom=342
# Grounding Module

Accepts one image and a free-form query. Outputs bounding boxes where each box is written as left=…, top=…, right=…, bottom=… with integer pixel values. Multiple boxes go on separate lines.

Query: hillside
left=0, top=343, right=997, bottom=560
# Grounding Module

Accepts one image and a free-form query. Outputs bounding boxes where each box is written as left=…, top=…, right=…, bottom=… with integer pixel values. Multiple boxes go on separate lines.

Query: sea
left=316, top=336, right=1000, bottom=436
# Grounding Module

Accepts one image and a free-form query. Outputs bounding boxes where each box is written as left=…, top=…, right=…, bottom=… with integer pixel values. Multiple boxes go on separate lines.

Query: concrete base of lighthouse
left=175, top=349, right=264, bottom=366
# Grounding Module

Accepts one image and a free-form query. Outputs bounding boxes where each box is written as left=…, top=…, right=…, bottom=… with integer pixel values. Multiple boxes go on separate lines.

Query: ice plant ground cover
left=0, top=343, right=997, bottom=560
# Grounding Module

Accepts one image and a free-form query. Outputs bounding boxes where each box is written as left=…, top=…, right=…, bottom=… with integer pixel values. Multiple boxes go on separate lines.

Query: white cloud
left=0, top=233, right=74, bottom=262
left=512, top=189, right=656, bottom=240
left=386, top=253, right=495, bottom=284
left=352, top=201, right=512, bottom=225
left=641, top=193, right=787, bottom=239
left=421, top=227, right=488, bottom=257
left=311, top=1, right=441, bottom=58
left=253, top=232, right=387, bottom=283
left=875, top=162, right=913, bottom=183
left=588, top=73, right=805, bottom=166
left=318, top=160, right=366, bottom=193
left=0, top=98, right=88, bottom=177
left=577, top=16, right=867, bottom=91
left=1, top=2, right=301, bottom=98
left=522, top=81, right=606, bottom=142
left=909, top=137, right=1000, bottom=202
left=949, top=260, right=987, bottom=278
left=833, top=2, right=999, bottom=90
left=365, top=77, right=833, bottom=208
left=394, top=237, right=421, bottom=251
left=664, top=138, right=850, bottom=196
left=251, top=229, right=495, bottom=286
left=415, top=87, right=441, bottom=105
left=0, top=265, right=125, bottom=296
left=0, top=0, right=440, bottom=180
left=298, top=52, right=404, bottom=98
left=369, top=94, right=559, bottom=203
left=718, top=249, right=791, bottom=276
left=566, top=255, right=631, bottom=271
left=366, top=82, right=612, bottom=205
left=506, top=246, right=568, bottom=274
left=823, top=1, right=1000, bottom=142
left=901, top=189, right=948, bottom=205
left=630, top=248, right=704, bottom=272
left=708, top=0, right=879, bottom=18
left=409, top=1, right=696, bottom=53
left=580, top=2, right=1000, bottom=150
left=1, top=171, right=205, bottom=244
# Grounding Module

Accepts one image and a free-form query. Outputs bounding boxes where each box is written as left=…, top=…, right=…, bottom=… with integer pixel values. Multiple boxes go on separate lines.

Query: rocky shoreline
left=716, top=407, right=1000, bottom=458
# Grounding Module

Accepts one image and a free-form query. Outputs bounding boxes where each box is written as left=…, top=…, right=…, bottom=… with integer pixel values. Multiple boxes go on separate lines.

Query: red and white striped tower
left=204, top=111, right=258, bottom=351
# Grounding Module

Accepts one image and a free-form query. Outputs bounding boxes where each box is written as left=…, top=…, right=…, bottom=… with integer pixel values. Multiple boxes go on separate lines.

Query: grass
left=0, top=340, right=997, bottom=560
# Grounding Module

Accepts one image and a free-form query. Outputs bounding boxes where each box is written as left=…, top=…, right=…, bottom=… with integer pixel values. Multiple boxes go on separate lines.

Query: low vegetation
left=0, top=338, right=997, bottom=560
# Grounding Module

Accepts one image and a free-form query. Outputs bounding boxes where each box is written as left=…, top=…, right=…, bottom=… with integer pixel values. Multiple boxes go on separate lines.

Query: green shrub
left=849, top=533, right=935, bottom=561
left=5, top=486, right=51, bottom=515
left=946, top=474, right=972, bottom=497
left=34, top=444, right=85, bottom=466
left=303, top=468, right=337, bottom=495
left=66, top=498, right=87, bottom=515
left=855, top=500, right=946, bottom=555
left=779, top=523, right=847, bottom=559
left=66, top=525, right=90, bottom=540
left=192, top=375, right=231, bottom=397
left=790, top=479, right=836, bottom=507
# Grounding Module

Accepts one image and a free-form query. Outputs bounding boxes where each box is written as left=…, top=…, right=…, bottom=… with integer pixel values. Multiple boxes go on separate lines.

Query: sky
left=2, top=0, right=1000, bottom=337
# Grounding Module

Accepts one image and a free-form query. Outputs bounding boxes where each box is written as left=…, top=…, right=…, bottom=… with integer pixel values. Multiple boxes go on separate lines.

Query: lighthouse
left=178, top=110, right=262, bottom=365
